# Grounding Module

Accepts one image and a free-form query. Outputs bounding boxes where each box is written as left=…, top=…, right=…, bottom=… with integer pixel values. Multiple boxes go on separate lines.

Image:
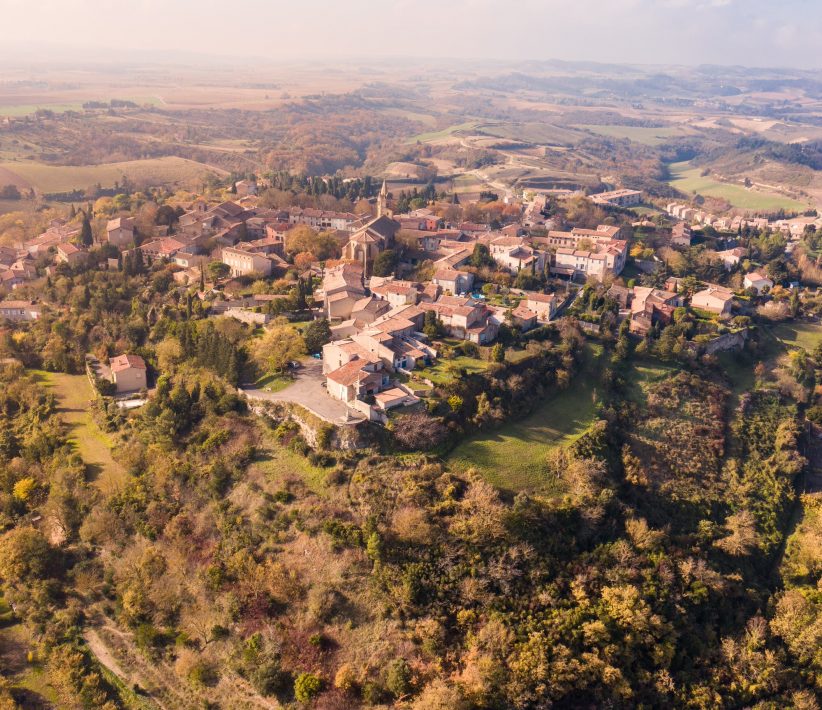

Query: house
left=110, top=354, right=147, bottom=393
left=234, top=179, right=258, bottom=197
left=744, top=270, right=773, bottom=294
left=106, top=217, right=136, bottom=248
left=325, top=357, right=388, bottom=404
left=433, top=268, right=474, bottom=295
left=511, top=305, right=538, bottom=331
left=629, top=287, right=682, bottom=334
left=138, top=238, right=186, bottom=260
left=489, top=236, right=545, bottom=273
left=715, top=247, right=746, bottom=270
left=55, top=242, right=88, bottom=266
left=0, top=300, right=41, bottom=322
left=370, top=279, right=421, bottom=307
left=631, top=287, right=683, bottom=315
left=692, top=286, right=735, bottom=316
left=670, top=222, right=692, bottom=248
left=419, top=295, right=498, bottom=344
left=374, top=387, right=420, bottom=411
left=318, top=263, right=366, bottom=320
left=288, top=207, right=357, bottom=231
left=221, top=247, right=273, bottom=277
left=590, top=189, right=642, bottom=207
left=524, top=292, right=558, bottom=321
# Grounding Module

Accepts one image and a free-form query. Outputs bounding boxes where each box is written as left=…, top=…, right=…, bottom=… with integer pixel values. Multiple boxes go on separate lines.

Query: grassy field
left=447, top=347, right=604, bottom=493
left=251, top=441, right=331, bottom=495
left=0, top=96, right=163, bottom=117
left=667, top=161, right=808, bottom=211
left=408, top=121, right=478, bottom=144
left=624, top=360, right=677, bottom=404
left=479, top=121, right=583, bottom=146
left=578, top=124, right=687, bottom=146
left=768, top=321, right=822, bottom=351
left=0, top=593, right=58, bottom=706
left=30, top=370, right=128, bottom=496
left=0, top=156, right=226, bottom=193
left=416, top=354, right=489, bottom=385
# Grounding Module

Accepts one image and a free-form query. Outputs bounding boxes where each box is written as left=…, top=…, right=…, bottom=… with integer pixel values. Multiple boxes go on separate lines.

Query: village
left=0, top=174, right=819, bottom=425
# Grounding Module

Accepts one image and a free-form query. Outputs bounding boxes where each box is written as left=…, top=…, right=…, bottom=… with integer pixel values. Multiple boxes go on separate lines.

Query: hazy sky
left=1, top=0, right=821, bottom=69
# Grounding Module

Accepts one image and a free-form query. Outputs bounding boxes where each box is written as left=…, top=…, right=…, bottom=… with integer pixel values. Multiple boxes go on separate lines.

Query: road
left=241, top=360, right=365, bottom=424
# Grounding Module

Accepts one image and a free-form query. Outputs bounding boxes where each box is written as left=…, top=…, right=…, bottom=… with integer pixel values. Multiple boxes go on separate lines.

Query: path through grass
left=31, top=370, right=128, bottom=496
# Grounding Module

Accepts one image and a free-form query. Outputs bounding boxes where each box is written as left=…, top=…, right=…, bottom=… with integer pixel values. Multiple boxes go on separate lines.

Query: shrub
left=294, top=672, right=322, bottom=702
left=334, top=663, right=358, bottom=694
left=188, top=659, right=219, bottom=687
left=384, top=658, right=413, bottom=698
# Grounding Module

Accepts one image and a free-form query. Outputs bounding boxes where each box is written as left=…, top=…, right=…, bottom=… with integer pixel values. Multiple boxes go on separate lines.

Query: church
left=342, top=181, right=400, bottom=275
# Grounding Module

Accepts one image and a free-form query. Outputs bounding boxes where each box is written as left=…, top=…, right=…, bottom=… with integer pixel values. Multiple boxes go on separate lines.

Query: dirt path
left=84, top=629, right=131, bottom=688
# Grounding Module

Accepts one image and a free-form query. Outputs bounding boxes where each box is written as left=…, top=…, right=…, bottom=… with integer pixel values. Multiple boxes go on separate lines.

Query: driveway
left=240, top=360, right=365, bottom=424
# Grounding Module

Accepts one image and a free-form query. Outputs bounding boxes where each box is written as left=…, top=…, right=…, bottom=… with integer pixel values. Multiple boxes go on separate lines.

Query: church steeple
left=377, top=179, right=388, bottom=218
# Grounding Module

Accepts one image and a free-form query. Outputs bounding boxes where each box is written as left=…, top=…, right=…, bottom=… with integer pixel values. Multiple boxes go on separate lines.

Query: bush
left=384, top=658, right=413, bottom=698
left=294, top=672, right=322, bottom=702
left=251, top=658, right=290, bottom=696
left=188, top=659, right=219, bottom=687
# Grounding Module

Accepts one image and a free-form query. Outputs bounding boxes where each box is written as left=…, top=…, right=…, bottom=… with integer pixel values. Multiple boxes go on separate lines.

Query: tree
left=253, top=319, right=306, bottom=373
left=0, top=184, right=21, bottom=200
left=79, top=215, right=93, bottom=247
left=208, top=261, right=230, bottom=281
left=372, top=249, right=398, bottom=277
left=294, top=673, right=322, bottom=702
left=491, top=343, right=505, bottom=363
left=156, top=336, right=183, bottom=372
left=423, top=310, right=446, bottom=339
left=470, top=243, right=494, bottom=268
left=0, top=527, right=58, bottom=583
left=303, top=318, right=331, bottom=354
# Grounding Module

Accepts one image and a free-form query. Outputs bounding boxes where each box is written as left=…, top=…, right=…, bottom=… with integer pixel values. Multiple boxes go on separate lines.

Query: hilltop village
left=2, top=175, right=820, bottom=424
left=0, top=169, right=821, bottom=710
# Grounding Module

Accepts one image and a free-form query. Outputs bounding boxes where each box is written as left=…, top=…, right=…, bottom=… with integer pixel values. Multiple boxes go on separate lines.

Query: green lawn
left=667, top=161, right=807, bottom=211
left=768, top=321, right=821, bottom=351
left=447, top=358, right=602, bottom=493
left=29, top=370, right=128, bottom=496
left=254, top=373, right=294, bottom=393
left=416, top=355, right=489, bottom=385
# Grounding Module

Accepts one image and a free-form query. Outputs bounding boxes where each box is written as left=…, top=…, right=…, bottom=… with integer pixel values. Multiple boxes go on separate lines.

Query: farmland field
left=577, top=124, right=689, bottom=146
left=667, top=160, right=808, bottom=210
left=408, top=121, right=478, bottom=143
left=447, top=368, right=600, bottom=493
left=479, top=121, right=583, bottom=146
left=0, top=156, right=226, bottom=193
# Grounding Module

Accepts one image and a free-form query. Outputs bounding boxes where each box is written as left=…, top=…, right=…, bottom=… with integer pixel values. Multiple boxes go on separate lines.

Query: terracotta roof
left=110, top=354, right=146, bottom=373
left=326, top=357, right=379, bottom=386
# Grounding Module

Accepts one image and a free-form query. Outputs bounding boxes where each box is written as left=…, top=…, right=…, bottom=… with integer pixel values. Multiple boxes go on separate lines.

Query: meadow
left=577, top=124, right=689, bottom=146
left=769, top=320, right=822, bottom=351
left=447, top=371, right=600, bottom=493
left=29, top=370, right=127, bottom=496
left=0, top=156, right=226, bottom=193
left=408, top=121, right=478, bottom=144
left=667, top=160, right=808, bottom=210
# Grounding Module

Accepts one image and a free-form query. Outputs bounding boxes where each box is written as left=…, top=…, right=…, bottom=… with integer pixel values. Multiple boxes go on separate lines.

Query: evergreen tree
left=79, top=215, right=93, bottom=247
